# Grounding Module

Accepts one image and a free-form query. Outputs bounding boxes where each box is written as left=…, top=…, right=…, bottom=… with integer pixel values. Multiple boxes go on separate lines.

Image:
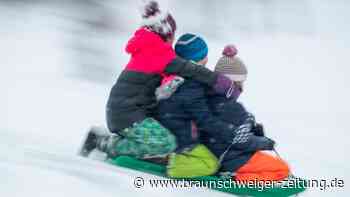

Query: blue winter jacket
left=156, top=79, right=236, bottom=152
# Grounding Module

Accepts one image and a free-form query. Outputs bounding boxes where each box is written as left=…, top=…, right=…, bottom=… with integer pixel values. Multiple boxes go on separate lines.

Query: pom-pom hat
left=140, top=1, right=176, bottom=41
left=215, top=45, right=247, bottom=82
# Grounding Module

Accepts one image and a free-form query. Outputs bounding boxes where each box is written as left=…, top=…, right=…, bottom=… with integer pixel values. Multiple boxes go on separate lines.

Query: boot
left=96, top=133, right=121, bottom=158
left=78, top=126, right=113, bottom=157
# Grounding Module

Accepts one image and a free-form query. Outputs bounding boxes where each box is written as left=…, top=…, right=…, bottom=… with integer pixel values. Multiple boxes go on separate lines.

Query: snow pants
left=235, top=151, right=290, bottom=182
left=112, top=118, right=177, bottom=159
left=167, top=144, right=219, bottom=178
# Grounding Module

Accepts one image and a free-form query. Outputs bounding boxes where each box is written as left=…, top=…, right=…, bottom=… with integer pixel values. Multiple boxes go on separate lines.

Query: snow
left=1, top=1, right=349, bottom=196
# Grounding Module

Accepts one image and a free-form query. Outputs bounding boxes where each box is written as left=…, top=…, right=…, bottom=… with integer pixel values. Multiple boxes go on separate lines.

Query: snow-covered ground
left=1, top=1, right=349, bottom=196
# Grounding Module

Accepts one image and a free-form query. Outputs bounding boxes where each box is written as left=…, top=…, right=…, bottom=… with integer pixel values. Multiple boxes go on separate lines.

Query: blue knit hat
left=175, top=33, right=208, bottom=62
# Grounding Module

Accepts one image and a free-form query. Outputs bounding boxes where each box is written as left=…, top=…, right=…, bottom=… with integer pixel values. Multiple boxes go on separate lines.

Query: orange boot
left=235, top=151, right=290, bottom=182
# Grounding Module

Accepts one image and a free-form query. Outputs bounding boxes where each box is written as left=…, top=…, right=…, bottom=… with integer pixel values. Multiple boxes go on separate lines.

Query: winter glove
left=251, top=123, right=265, bottom=137
left=218, top=114, right=255, bottom=162
left=231, top=124, right=254, bottom=146
left=230, top=113, right=276, bottom=152
left=213, top=74, right=241, bottom=99
left=231, top=135, right=275, bottom=152
left=231, top=113, right=255, bottom=147
left=155, top=76, right=185, bottom=100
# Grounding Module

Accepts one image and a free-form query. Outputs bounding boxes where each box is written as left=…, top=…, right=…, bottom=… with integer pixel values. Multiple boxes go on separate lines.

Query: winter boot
left=79, top=126, right=119, bottom=157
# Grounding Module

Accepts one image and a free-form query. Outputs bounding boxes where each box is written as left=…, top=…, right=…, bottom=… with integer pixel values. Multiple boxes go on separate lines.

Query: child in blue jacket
left=155, top=34, right=238, bottom=178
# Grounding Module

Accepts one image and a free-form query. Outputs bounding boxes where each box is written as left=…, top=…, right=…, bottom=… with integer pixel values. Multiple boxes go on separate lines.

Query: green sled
left=108, top=156, right=306, bottom=197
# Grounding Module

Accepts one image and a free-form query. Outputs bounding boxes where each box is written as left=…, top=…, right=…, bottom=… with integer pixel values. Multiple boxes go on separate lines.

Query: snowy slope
left=1, top=142, right=230, bottom=197
left=1, top=1, right=349, bottom=197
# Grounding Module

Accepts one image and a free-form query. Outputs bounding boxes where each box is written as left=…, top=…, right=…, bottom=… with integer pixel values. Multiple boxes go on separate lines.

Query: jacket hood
left=125, top=27, right=173, bottom=55
left=124, top=27, right=176, bottom=74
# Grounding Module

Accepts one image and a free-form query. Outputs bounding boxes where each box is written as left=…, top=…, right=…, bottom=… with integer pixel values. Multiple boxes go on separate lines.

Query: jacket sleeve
left=180, top=82, right=235, bottom=143
left=235, top=136, right=275, bottom=152
left=164, top=57, right=218, bottom=87
left=229, top=115, right=275, bottom=152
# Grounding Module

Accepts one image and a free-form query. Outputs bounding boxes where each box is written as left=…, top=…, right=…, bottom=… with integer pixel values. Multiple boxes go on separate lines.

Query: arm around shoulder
left=164, top=57, right=218, bottom=87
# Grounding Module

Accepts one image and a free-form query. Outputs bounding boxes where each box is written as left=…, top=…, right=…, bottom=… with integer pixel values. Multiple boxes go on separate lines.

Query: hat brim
left=226, top=74, right=247, bottom=82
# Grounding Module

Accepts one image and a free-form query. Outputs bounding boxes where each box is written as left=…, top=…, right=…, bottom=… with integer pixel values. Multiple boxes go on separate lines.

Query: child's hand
left=231, top=114, right=255, bottom=146
left=155, top=76, right=185, bottom=100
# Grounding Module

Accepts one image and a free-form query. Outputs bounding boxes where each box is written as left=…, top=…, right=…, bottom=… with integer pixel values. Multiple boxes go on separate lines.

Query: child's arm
left=155, top=76, right=184, bottom=100
left=231, top=115, right=275, bottom=151
left=180, top=81, right=237, bottom=142
left=164, top=57, right=237, bottom=99
left=182, top=83, right=274, bottom=152
left=242, top=136, right=275, bottom=152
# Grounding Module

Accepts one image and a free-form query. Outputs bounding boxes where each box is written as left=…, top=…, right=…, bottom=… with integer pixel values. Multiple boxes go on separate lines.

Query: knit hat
left=174, top=33, right=208, bottom=62
left=140, top=1, right=177, bottom=41
left=215, top=45, right=247, bottom=82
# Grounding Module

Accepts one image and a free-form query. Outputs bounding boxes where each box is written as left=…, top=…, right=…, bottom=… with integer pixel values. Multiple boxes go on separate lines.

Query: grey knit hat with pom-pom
left=215, top=45, right=247, bottom=82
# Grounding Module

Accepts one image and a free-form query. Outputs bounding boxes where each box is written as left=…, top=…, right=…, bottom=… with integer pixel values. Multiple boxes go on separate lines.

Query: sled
left=108, top=156, right=306, bottom=197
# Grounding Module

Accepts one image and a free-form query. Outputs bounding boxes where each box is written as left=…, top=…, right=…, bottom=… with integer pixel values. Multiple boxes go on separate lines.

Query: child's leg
left=167, top=144, right=219, bottom=178
left=235, top=151, right=290, bottom=182
left=111, top=118, right=177, bottom=159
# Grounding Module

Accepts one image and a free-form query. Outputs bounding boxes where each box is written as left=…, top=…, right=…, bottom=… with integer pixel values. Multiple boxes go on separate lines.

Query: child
left=79, top=1, right=237, bottom=160
left=156, top=33, right=242, bottom=178
left=201, top=45, right=290, bottom=182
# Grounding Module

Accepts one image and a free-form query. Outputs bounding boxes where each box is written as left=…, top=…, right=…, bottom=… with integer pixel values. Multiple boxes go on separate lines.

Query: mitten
left=155, top=76, right=184, bottom=100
